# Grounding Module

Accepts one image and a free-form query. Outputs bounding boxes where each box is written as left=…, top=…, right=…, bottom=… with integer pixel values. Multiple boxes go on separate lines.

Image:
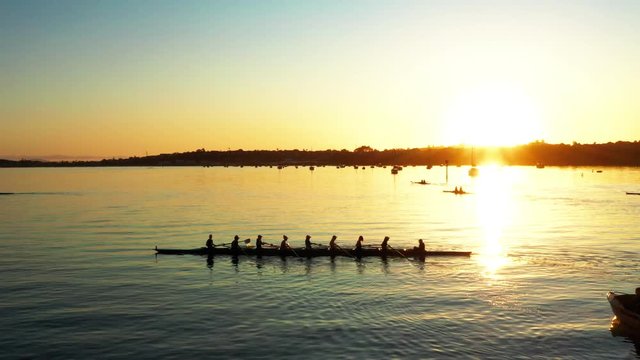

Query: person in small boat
left=205, top=234, right=214, bottom=250
left=355, top=236, right=364, bottom=258
left=635, top=287, right=640, bottom=312
left=454, top=186, right=459, bottom=193
left=380, top=236, right=390, bottom=256
left=231, top=235, right=240, bottom=254
left=414, top=238, right=425, bottom=253
left=459, top=187, right=464, bottom=194
left=280, top=235, right=291, bottom=256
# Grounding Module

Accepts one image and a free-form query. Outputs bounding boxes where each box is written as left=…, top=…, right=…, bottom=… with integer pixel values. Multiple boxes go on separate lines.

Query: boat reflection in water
left=610, top=317, right=640, bottom=358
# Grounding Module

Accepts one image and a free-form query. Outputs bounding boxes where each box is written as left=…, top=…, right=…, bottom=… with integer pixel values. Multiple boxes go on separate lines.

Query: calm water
left=0, top=166, right=639, bottom=359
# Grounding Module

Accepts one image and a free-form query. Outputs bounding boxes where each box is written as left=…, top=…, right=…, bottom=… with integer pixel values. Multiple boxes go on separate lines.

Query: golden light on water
left=474, top=166, right=518, bottom=280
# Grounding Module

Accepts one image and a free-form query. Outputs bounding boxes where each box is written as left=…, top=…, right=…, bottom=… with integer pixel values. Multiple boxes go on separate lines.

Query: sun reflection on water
left=474, top=166, right=517, bottom=281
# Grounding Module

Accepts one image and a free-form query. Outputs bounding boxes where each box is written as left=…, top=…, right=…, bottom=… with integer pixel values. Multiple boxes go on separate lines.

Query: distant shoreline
left=2, top=141, right=639, bottom=168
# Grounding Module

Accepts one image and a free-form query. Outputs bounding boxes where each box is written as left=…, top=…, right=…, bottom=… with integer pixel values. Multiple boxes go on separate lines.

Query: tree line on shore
left=1, top=141, right=639, bottom=167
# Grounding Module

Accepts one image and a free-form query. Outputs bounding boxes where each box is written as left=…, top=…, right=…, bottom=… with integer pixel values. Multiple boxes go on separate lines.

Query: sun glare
left=442, top=85, right=543, bottom=147
left=474, top=166, right=517, bottom=280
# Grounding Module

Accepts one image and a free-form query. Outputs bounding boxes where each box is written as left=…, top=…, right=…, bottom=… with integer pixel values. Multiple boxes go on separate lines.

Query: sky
left=1, top=0, right=639, bottom=159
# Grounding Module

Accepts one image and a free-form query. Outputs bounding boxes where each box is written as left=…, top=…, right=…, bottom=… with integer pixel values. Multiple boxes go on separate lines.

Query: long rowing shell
left=154, top=246, right=471, bottom=258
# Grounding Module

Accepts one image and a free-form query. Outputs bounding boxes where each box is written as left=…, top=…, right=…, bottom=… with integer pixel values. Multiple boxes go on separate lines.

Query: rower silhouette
left=414, top=238, right=426, bottom=261
left=231, top=235, right=240, bottom=255
left=205, top=234, right=214, bottom=252
left=380, top=236, right=390, bottom=258
left=355, top=236, right=364, bottom=259
left=280, top=235, right=290, bottom=257
left=329, top=235, right=338, bottom=258
left=304, top=235, right=312, bottom=258
left=255, top=235, right=263, bottom=257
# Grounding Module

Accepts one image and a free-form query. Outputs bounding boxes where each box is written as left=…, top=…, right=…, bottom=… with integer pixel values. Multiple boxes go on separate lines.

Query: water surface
left=0, top=166, right=639, bottom=358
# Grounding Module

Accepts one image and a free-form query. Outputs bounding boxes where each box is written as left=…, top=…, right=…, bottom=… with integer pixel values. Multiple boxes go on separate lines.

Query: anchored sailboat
left=468, top=146, right=479, bottom=177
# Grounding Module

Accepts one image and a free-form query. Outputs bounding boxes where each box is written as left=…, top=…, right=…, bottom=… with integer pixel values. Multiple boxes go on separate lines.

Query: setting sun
left=442, top=84, right=543, bottom=147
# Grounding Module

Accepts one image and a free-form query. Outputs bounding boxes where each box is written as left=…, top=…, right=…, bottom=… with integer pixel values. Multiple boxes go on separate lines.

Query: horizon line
left=2, top=140, right=639, bottom=162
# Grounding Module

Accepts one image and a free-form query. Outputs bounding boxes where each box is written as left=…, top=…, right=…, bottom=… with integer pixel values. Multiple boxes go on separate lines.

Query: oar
left=334, top=244, right=355, bottom=259
left=238, top=238, right=251, bottom=256
left=288, top=246, right=301, bottom=258
left=217, top=239, right=251, bottom=246
left=387, top=245, right=423, bottom=269
left=215, top=238, right=251, bottom=253
left=388, top=245, right=415, bottom=263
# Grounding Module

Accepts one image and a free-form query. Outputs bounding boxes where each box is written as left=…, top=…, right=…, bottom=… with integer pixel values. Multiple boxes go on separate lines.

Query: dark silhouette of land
left=1, top=141, right=639, bottom=167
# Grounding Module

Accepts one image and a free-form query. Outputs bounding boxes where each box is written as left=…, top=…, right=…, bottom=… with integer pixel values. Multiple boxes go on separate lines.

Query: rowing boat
left=443, top=190, right=471, bottom=195
left=627, top=192, right=640, bottom=196
left=155, top=246, right=471, bottom=258
left=411, top=181, right=430, bottom=185
left=607, top=291, right=640, bottom=331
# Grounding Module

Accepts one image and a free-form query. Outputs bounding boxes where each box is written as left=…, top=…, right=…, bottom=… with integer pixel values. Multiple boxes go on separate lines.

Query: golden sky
left=1, top=1, right=639, bottom=159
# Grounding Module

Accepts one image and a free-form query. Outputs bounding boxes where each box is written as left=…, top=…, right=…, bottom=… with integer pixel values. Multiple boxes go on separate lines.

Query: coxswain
left=380, top=236, right=390, bottom=257
left=280, top=235, right=290, bottom=256
left=231, top=235, right=240, bottom=254
left=355, top=235, right=364, bottom=258
left=205, top=234, right=214, bottom=250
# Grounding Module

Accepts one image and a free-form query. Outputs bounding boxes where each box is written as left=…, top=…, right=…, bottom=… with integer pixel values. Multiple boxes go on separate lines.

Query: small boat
left=626, top=192, right=640, bottom=196
left=309, top=166, right=315, bottom=171
left=412, top=180, right=430, bottom=185
left=155, top=246, right=471, bottom=258
left=607, top=291, right=640, bottom=332
left=536, top=162, right=545, bottom=169
left=391, top=169, right=398, bottom=174
left=443, top=190, right=470, bottom=195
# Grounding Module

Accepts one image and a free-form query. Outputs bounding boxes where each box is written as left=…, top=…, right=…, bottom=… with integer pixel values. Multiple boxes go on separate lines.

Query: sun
left=441, top=85, right=543, bottom=146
